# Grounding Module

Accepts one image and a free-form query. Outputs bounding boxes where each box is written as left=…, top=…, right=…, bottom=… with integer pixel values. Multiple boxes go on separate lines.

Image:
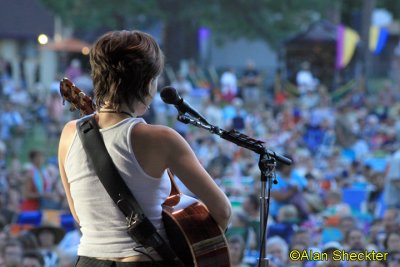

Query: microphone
left=160, top=86, right=209, bottom=124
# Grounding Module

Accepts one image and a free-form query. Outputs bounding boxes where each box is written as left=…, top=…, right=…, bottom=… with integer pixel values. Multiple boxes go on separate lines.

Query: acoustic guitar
left=59, top=78, right=231, bottom=267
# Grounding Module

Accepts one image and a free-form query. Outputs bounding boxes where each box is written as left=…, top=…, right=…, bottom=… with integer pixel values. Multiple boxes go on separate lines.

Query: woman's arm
left=159, top=127, right=232, bottom=230
left=58, top=120, right=80, bottom=225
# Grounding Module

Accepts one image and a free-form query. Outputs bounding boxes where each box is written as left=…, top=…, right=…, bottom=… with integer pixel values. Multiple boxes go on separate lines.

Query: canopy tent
left=42, top=38, right=92, bottom=53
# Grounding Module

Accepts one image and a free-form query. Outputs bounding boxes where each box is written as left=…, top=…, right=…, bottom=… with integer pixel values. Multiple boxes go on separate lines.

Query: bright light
left=81, top=46, right=90, bottom=55
left=37, top=34, right=48, bottom=45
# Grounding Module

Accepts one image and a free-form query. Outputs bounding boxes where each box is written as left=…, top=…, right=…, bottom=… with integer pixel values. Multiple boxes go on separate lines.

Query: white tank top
left=64, top=117, right=171, bottom=258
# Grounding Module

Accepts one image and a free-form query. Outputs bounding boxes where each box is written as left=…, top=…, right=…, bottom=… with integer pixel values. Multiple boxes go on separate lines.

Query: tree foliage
left=40, top=0, right=334, bottom=48
left=40, top=0, right=399, bottom=68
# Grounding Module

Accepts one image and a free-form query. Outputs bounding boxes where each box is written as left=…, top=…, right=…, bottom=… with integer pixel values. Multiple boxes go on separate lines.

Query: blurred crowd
left=0, top=56, right=400, bottom=267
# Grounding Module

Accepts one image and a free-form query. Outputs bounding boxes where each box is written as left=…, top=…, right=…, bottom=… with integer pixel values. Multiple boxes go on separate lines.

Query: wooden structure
left=283, top=20, right=356, bottom=90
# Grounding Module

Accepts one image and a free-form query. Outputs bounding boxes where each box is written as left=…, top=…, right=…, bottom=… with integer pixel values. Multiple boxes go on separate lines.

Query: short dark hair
left=90, top=30, right=164, bottom=111
left=29, top=150, right=43, bottom=161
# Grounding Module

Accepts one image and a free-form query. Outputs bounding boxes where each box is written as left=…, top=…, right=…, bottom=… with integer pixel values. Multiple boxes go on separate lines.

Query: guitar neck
left=59, top=77, right=96, bottom=116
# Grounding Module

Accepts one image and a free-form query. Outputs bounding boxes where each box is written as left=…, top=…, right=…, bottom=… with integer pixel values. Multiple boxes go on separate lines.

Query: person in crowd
left=22, top=250, right=45, bottom=267
left=302, top=173, right=325, bottom=214
left=318, top=241, right=344, bottom=267
left=30, top=222, right=65, bottom=267
left=58, top=30, right=231, bottom=266
left=65, top=59, right=82, bottom=83
left=58, top=251, right=77, bottom=267
left=382, top=208, right=400, bottom=233
left=202, top=94, right=224, bottom=127
left=0, top=230, right=8, bottom=255
left=231, top=193, right=261, bottom=250
left=322, top=190, right=352, bottom=218
left=2, top=239, right=24, bottom=267
left=296, top=61, right=318, bottom=95
left=291, top=227, right=312, bottom=248
left=343, top=227, right=367, bottom=250
left=268, top=204, right=299, bottom=244
left=387, top=251, right=400, bottom=267
left=220, top=67, right=238, bottom=103
left=384, top=231, right=400, bottom=253
left=171, top=71, right=193, bottom=99
left=337, top=215, right=357, bottom=241
left=270, top=157, right=309, bottom=220
left=287, top=241, right=309, bottom=267
left=384, top=148, right=400, bottom=209
left=345, top=248, right=368, bottom=267
left=0, top=100, right=25, bottom=157
left=9, top=85, right=30, bottom=109
left=240, top=60, right=262, bottom=107
left=367, top=260, right=387, bottom=267
left=228, top=235, right=250, bottom=267
left=368, top=219, right=385, bottom=249
left=20, top=150, right=58, bottom=211
left=266, top=236, right=289, bottom=266
left=45, top=89, right=65, bottom=139
left=17, top=231, right=40, bottom=251
left=57, top=221, right=81, bottom=259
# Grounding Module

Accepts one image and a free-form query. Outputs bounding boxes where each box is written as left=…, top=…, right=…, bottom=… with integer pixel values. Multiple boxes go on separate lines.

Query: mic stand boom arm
left=177, top=114, right=292, bottom=267
left=177, top=115, right=292, bottom=165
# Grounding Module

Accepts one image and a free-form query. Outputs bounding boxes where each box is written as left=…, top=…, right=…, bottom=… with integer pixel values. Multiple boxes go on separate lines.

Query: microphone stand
left=176, top=114, right=291, bottom=267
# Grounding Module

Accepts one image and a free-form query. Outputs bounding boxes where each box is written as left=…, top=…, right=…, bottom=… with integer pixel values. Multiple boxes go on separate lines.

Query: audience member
left=266, top=236, right=289, bottom=266
left=270, top=158, right=309, bottom=220
left=240, top=60, right=262, bottom=107
left=22, top=250, right=45, bottom=267
left=384, top=231, right=400, bottom=253
left=343, top=227, right=367, bottom=250
left=65, top=59, right=82, bottom=83
left=228, top=235, right=251, bottom=267
left=20, top=150, right=50, bottom=211
left=2, top=239, right=24, bottom=267
left=220, top=67, right=238, bottom=103
left=30, top=222, right=65, bottom=267
left=387, top=251, right=400, bottom=267
left=171, top=71, right=193, bottom=98
left=1, top=56, right=400, bottom=265
left=296, top=61, right=318, bottom=95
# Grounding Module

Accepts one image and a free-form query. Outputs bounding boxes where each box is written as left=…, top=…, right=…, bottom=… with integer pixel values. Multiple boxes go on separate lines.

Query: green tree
left=40, top=0, right=336, bottom=66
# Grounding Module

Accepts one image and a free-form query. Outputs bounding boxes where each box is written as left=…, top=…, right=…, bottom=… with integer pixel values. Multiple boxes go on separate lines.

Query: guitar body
left=162, top=172, right=231, bottom=267
left=60, top=78, right=231, bottom=267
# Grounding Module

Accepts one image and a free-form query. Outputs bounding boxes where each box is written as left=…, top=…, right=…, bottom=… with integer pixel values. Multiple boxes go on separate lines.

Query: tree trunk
left=162, top=19, right=198, bottom=70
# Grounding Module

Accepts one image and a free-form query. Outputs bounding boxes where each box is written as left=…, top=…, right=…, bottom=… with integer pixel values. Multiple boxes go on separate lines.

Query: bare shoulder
left=61, top=120, right=78, bottom=136
left=59, top=120, right=78, bottom=157
left=132, top=123, right=183, bottom=145
left=130, top=123, right=185, bottom=177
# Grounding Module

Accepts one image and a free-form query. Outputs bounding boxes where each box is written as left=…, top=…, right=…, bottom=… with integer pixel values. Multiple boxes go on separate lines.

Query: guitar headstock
left=60, top=77, right=95, bottom=116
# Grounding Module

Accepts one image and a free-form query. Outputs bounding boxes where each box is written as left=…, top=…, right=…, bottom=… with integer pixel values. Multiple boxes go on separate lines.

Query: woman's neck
left=96, top=107, right=135, bottom=129
left=99, top=102, right=137, bottom=117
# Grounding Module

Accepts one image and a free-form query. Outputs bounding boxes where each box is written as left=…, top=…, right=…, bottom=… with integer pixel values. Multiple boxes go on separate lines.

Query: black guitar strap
left=76, top=114, right=184, bottom=267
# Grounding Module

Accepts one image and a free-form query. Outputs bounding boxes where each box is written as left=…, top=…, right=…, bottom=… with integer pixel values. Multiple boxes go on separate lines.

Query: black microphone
left=160, top=86, right=209, bottom=124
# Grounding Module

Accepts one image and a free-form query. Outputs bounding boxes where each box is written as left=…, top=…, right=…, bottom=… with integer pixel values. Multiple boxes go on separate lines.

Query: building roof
left=285, top=20, right=337, bottom=45
left=0, top=0, right=54, bottom=40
